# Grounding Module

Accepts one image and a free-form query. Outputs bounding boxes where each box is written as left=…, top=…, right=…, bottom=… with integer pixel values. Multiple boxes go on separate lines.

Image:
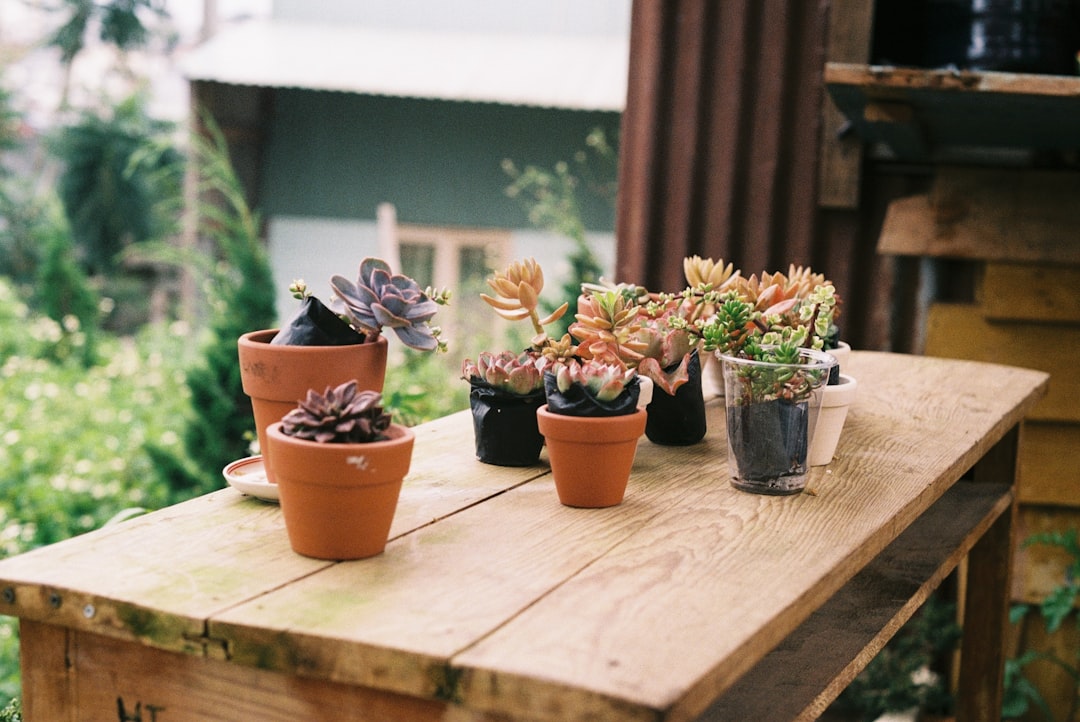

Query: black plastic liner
left=543, top=372, right=640, bottom=418
left=645, top=350, right=706, bottom=445
left=272, top=296, right=366, bottom=346
left=468, top=381, right=546, bottom=466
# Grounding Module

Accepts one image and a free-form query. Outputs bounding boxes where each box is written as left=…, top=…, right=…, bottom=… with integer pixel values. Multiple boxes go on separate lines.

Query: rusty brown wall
left=615, top=0, right=928, bottom=352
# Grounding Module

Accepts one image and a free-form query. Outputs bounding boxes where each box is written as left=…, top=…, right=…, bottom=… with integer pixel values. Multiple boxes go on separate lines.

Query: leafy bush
left=0, top=276, right=195, bottom=703
left=1004, top=529, right=1080, bottom=721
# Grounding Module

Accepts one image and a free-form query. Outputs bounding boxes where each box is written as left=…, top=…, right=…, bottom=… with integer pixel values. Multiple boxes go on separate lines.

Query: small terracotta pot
left=265, top=422, right=414, bottom=560
left=238, top=329, right=388, bottom=482
left=536, top=405, right=647, bottom=508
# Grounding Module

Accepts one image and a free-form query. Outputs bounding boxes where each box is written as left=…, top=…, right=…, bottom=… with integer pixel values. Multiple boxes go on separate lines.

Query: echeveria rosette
left=462, top=351, right=550, bottom=397
left=330, top=257, right=444, bottom=352
left=556, top=359, right=636, bottom=402
left=281, top=381, right=392, bottom=444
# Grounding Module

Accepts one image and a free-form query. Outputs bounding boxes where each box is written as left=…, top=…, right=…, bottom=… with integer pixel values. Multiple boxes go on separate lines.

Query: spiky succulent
left=556, top=359, right=636, bottom=403
left=330, top=257, right=447, bottom=352
left=280, top=381, right=392, bottom=443
left=462, top=351, right=550, bottom=396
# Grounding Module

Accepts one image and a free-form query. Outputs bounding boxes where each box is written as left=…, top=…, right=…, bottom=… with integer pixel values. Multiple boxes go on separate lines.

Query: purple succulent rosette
left=330, top=257, right=441, bottom=351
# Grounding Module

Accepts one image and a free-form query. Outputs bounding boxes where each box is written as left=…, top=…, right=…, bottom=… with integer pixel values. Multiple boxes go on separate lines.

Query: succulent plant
left=462, top=351, right=550, bottom=396
left=569, top=289, right=649, bottom=366
left=280, top=381, right=392, bottom=443
left=683, top=255, right=740, bottom=291
left=330, top=257, right=448, bottom=352
left=697, top=281, right=839, bottom=403
left=480, top=257, right=571, bottom=354
left=555, top=359, right=637, bottom=403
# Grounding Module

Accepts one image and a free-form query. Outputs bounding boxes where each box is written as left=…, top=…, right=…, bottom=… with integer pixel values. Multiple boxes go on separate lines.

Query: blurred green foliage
left=0, top=276, right=196, bottom=701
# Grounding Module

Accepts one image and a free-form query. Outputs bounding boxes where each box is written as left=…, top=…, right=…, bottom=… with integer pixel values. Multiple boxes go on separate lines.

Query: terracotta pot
left=536, top=405, right=647, bottom=508
left=265, top=422, right=414, bottom=560
left=237, top=329, right=388, bottom=483
left=809, top=373, right=858, bottom=466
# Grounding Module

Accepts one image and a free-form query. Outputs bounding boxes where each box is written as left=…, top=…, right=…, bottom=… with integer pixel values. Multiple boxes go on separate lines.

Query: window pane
left=399, top=243, right=435, bottom=287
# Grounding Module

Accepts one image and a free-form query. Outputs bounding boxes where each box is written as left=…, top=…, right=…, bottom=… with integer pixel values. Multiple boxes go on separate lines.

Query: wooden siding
left=615, top=0, right=913, bottom=353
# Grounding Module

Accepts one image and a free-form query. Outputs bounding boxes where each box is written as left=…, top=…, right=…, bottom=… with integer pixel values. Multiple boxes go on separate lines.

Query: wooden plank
left=825, top=63, right=1080, bottom=154
left=20, top=621, right=74, bottom=722
left=0, top=409, right=545, bottom=653
left=1013, top=505, right=1080, bottom=604
left=447, top=355, right=1045, bottom=720
left=877, top=168, right=1080, bottom=263
left=956, top=427, right=1020, bottom=722
left=5, top=353, right=1049, bottom=722
left=924, top=303, right=1078, bottom=422
left=1010, top=612, right=1080, bottom=722
left=1017, top=422, right=1080, bottom=506
left=817, top=0, right=873, bottom=209
left=701, top=482, right=1011, bottom=721
left=978, top=263, right=1080, bottom=323
left=57, top=621, right=453, bottom=722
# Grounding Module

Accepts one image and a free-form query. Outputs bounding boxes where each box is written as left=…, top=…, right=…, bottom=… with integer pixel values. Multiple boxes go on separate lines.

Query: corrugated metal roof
left=181, top=20, right=628, bottom=111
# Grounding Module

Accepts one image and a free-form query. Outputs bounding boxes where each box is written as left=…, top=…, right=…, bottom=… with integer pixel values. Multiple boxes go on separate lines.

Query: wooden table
left=0, top=352, right=1048, bottom=721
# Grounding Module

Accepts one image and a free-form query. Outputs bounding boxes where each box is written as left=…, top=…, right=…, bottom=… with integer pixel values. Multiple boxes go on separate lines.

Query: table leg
left=956, top=424, right=1020, bottom=722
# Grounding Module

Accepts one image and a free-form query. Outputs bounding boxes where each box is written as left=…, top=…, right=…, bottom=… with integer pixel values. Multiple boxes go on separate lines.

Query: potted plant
left=238, top=257, right=447, bottom=482
left=699, top=284, right=838, bottom=495
left=682, top=254, right=741, bottom=395
left=536, top=358, right=646, bottom=508
left=462, top=258, right=573, bottom=466
left=461, top=350, right=551, bottom=466
left=265, top=380, right=415, bottom=560
left=571, top=287, right=704, bottom=444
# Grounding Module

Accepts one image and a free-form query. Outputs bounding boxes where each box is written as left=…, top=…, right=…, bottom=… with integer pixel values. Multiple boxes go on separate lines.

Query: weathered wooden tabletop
left=0, top=352, right=1050, bottom=721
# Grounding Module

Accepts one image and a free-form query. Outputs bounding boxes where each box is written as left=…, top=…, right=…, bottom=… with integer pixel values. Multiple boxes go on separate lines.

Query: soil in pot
left=726, top=399, right=809, bottom=495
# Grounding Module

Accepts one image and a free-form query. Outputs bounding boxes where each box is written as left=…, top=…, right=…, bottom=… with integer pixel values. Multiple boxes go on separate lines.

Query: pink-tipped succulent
left=462, top=351, right=550, bottom=396
left=280, top=381, right=392, bottom=443
left=556, top=359, right=636, bottom=403
left=330, top=257, right=446, bottom=352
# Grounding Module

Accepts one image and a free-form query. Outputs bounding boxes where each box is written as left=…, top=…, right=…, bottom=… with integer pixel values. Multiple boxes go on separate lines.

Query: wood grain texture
left=1017, top=421, right=1080, bottom=506
left=826, top=64, right=1080, bottom=159
left=2, top=353, right=1049, bottom=722
left=924, top=303, right=1077, bottom=422
left=978, top=263, right=1080, bottom=324
left=877, top=168, right=1080, bottom=264
left=0, top=409, right=543, bottom=653
left=702, top=482, right=1011, bottom=720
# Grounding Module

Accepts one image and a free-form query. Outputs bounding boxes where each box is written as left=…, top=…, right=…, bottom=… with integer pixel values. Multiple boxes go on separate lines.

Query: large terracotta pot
left=237, top=329, right=388, bottom=483
left=265, top=422, right=414, bottom=560
left=536, top=405, right=647, bottom=508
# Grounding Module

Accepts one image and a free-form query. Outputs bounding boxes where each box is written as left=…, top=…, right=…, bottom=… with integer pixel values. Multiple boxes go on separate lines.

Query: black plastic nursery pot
left=468, top=382, right=546, bottom=466
left=645, top=350, right=707, bottom=446
left=725, top=398, right=809, bottom=495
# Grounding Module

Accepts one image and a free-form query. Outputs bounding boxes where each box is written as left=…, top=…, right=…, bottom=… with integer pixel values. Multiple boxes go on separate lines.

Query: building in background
left=182, top=0, right=629, bottom=344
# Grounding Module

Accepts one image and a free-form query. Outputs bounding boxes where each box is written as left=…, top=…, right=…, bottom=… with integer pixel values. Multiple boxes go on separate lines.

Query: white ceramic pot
left=828, top=340, right=851, bottom=376
left=809, top=372, right=857, bottom=466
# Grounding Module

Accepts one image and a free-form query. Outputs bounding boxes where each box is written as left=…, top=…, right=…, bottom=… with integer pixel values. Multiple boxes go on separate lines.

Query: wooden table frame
left=1, top=352, right=1048, bottom=721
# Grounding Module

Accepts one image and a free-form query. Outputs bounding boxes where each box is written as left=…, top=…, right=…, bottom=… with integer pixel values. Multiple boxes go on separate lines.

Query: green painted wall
left=260, top=89, right=620, bottom=231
